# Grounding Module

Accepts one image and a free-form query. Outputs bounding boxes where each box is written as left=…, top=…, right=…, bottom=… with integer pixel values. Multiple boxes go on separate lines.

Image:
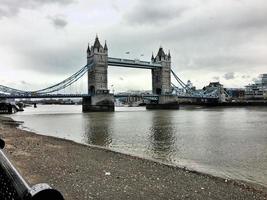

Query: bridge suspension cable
left=171, top=69, right=219, bottom=99
left=34, top=61, right=94, bottom=94
left=0, top=60, right=94, bottom=95
left=171, top=69, right=194, bottom=94
left=0, top=85, right=28, bottom=95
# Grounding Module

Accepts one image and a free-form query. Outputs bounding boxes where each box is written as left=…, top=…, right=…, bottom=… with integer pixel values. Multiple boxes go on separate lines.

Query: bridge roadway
left=0, top=93, right=217, bottom=100
left=0, top=94, right=158, bottom=99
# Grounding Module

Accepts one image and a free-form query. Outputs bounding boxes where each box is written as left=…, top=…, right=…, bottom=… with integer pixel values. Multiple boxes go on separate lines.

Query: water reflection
left=82, top=113, right=114, bottom=146
left=148, top=111, right=176, bottom=161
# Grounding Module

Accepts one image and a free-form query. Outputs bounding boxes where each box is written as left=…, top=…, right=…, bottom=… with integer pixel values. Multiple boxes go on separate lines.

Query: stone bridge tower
left=83, top=36, right=114, bottom=112
left=151, top=47, right=171, bottom=95
left=87, top=36, right=108, bottom=94
left=147, top=47, right=179, bottom=109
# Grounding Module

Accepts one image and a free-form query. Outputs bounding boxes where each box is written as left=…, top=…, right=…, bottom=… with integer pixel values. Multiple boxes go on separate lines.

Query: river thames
left=10, top=105, right=267, bottom=187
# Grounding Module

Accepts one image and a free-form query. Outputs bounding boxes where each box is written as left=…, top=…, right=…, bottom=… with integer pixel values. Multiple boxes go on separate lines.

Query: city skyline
left=0, top=0, right=267, bottom=92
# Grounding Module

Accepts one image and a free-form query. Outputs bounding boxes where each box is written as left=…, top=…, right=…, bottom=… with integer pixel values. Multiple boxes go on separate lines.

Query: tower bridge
left=0, top=36, right=221, bottom=113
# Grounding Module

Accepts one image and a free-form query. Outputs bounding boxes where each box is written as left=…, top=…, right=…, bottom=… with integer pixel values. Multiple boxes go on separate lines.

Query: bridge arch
left=155, top=88, right=162, bottom=95
left=89, top=85, right=95, bottom=95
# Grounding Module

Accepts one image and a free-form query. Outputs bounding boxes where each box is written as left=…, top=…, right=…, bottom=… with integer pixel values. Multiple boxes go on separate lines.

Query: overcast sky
left=0, top=0, right=266, bottom=92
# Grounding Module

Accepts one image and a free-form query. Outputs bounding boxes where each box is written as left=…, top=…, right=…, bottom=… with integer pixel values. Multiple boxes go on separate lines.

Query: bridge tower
left=82, top=36, right=114, bottom=112
left=147, top=47, right=179, bottom=109
left=151, top=47, right=171, bottom=95
left=87, top=36, right=108, bottom=94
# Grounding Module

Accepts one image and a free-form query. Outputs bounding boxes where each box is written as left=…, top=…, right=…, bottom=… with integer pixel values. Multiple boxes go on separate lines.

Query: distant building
left=186, top=80, right=196, bottom=91
left=205, top=82, right=227, bottom=102
left=205, top=82, right=223, bottom=88
left=245, top=74, right=267, bottom=100
left=225, top=88, right=245, bottom=100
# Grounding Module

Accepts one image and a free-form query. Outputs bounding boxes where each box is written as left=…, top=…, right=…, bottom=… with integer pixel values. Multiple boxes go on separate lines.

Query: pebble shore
left=0, top=116, right=266, bottom=200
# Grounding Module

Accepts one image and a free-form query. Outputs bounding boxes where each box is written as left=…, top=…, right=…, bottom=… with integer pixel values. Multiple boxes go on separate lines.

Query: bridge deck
left=0, top=94, right=159, bottom=99
left=108, top=57, right=161, bottom=69
left=0, top=94, right=217, bottom=100
left=0, top=94, right=90, bottom=99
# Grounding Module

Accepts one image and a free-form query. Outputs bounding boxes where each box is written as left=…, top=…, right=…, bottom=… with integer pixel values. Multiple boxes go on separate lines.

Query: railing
left=0, top=138, right=64, bottom=200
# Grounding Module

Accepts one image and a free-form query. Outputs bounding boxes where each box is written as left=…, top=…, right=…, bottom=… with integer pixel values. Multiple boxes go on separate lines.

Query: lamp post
left=110, top=85, right=115, bottom=94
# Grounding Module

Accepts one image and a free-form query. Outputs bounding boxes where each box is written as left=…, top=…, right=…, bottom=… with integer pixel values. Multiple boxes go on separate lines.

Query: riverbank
left=179, top=101, right=267, bottom=107
left=0, top=116, right=266, bottom=200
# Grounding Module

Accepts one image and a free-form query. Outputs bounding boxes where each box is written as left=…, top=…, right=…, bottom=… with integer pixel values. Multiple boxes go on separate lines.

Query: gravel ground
left=0, top=116, right=266, bottom=200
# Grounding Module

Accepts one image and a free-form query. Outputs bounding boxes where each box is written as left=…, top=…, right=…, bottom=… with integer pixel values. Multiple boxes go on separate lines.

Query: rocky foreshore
left=0, top=116, right=266, bottom=200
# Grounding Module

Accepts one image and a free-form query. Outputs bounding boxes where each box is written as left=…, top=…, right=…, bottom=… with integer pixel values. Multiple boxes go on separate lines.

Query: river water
left=10, top=105, right=267, bottom=187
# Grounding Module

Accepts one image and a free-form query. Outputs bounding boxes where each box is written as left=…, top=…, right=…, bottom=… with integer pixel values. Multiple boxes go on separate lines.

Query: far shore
left=0, top=116, right=266, bottom=200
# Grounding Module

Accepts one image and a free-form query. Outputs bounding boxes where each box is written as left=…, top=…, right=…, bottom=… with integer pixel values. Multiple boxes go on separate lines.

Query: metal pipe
left=0, top=139, right=64, bottom=200
left=0, top=146, right=30, bottom=198
left=0, top=138, right=4, bottom=149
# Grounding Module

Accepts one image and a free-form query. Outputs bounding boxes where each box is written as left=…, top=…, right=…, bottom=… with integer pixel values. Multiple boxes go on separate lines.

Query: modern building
left=245, top=74, right=267, bottom=100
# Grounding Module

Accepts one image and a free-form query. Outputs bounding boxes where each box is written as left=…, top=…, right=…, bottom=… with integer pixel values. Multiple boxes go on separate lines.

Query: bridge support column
left=146, top=95, right=179, bottom=110
left=82, top=93, right=114, bottom=112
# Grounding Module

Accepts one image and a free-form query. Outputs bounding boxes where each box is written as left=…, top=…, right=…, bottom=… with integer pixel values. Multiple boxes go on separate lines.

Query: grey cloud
left=114, top=0, right=267, bottom=75
left=242, top=75, right=250, bottom=79
left=49, top=16, right=68, bottom=28
left=163, top=7, right=267, bottom=44
left=213, top=76, right=220, bottom=81
left=0, top=0, right=74, bottom=18
left=178, top=53, right=267, bottom=72
left=18, top=44, right=86, bottom=75
left=125, top=0, right=267, bottom=29
left=20, top=80, right=27, bottom=85
left=111, top=2, right=120, bottom=12
left=223, top=72, right=235, bottom=80
left=125, top=1, right=188, bottom=25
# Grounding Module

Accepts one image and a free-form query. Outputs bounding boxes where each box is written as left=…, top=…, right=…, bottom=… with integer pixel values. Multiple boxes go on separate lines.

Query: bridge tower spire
left=87, top=43, right=91, bottom=57
left=151, top=52, right=155, bottom=62
left=104, top=40, right=108, bottom=51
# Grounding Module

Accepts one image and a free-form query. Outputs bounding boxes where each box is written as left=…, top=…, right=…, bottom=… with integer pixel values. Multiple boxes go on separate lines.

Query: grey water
left=11, top=105, right=267, bottom=187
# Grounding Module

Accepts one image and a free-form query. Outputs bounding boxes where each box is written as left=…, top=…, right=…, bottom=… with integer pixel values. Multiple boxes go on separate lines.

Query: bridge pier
left=146, top=95, right=179, bottom=110
left=82, top=91, right=114, bottom=112
left=0, top=103, right=13, bottom=114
